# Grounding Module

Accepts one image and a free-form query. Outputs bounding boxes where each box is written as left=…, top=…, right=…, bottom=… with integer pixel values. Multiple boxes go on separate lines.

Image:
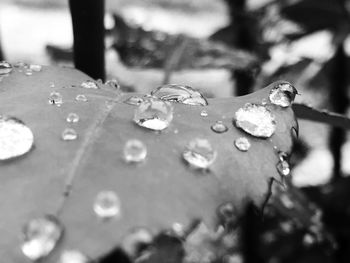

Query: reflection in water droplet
left=29, top=64, right=42, bottom=72
left=200, top=110, right=208, bottom=117
left=75, top=94, right=88, bottom=102
left=124, top=96, right=144, bottom=106
left=276, top=152, right=290, bottom=177
left=66, top=113, right=80, bottom=123
left=94, top=190, right=121, bottom=219
left=150, top=84, right=208, bottom=106
left=211, top=121, right=228, bottom=133
left=21, top=215, right=63, bottom=261
left=105, top=79, right=120, bottom=89
left=269, top=83, right=297, bottom=107
left=124, top=139, right=147, bottom=163
left=234, top=137, right=251, bottom=152
left=134, top=97, right=173, bottom=131
left=122, top=228, right=153, bottom=258
left=234, top=103, right=276, bottom=138
left=80, top=80, right=99, bottom=89
left=183, top=138, right=217, bottom=169
left=48, top=91, right=63, bottom=106
left=61, top=128, right=78, bottom=141
left=0, top=61, right=13, bottom=75
left=0, top=116, right=34, bottom=161
left=59, top=250, right=88, bottom=263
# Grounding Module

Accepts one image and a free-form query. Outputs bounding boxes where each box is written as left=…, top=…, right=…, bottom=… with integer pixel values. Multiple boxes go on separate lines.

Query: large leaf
left=0, top=66, right=297, bottom=262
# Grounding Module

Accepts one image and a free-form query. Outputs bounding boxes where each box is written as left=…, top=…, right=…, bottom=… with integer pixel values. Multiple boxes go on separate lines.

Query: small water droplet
left=48, top=91, right=63, bottom=106
left=200, top=110, right=208, bottom=117
left=280, top=193, right=294, bottom=209
left=29, top=64, right=42, bottom=72
left=94, top=190, right=121, bottom=219
left=276, top=152, right=290, bottom=177
left=134, top=97, right=173, bottom=131
left=211, top=121, right=228, bottom=133
left=124, top=139, right=147, bottom=163
left=122, top=228, right=153, bottom=258
left=234, top=103, right=276, bottom=138
left=21, top=215, right=63, bottom=261
left=124, top=96, right=144, bottom=106
left=66, top=113, right=80, bottom=123
left=61, top=128, right=78, bottom=141
left=58, top=250, right=88, bottom=263
left=234, top=137, right=251, bottom=152
left=80, top=80, right=99, bottom=89
left=0, top=116, right=34, bottom=161
left=105, top=79, right=120, bottom=89
left=269, top=83, right=297, bottom=107
left=262, top=98, right=268, bottom=105
left=0, top=61, right=13, bottom=75
left=183, top=138, right=217, bottom=169
left=150, top=84, right=208, bottom=106
left=217, top=202, right=237, bottom=226
left=75, top=94, right=88, bottom=102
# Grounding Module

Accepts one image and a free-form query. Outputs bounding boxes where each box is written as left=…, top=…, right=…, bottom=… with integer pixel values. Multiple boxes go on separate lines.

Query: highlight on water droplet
left=234, top=103, right=276, bottom=138
left=58, top=250, right=88, bottom=263
left=124, top=96, right=144, bottom=106
left=183, top=138, right=217, bottom=169
left=29, top=64, right=42, bottom=72
left=93, top=190, right=121, bottom=219
left=234, top=137, right=251, bottom=152
left=61, top=128, right=78, bottom=141
left=21, top=215, right=63, bottom=261
left=66, top=113, right=80, bottom=123
left=269, top=82, right=297, bottom=107
left=105, top=79, right=120, bottom=89
left=133, top=97, right=173, bottom=131
left=0, top=116, right=34, bottom=161
left=200, top=110, right=208, bottom=117
left=150, top=84, right=208, bottom=106
left=0, top=61, right=13, bottom=75
left=123, top=139, right=147, bottom=163
left=211, top=121, right=228, bottom=133
left=80, top=80, right=99, bottom=89
left=75, top=94, right=88, bottom=102
left=48, top=91, right=63, bottom=106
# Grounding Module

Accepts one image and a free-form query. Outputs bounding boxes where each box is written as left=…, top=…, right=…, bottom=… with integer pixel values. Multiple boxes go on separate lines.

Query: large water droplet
left=276, top=152, right=290, bottom=177
left=29, top=64, right=42, bottom=72
left=48, top=91, right=63, bottom=106
left=61, top=128, right=78, bottom=141
left=80, top=80, right=99, bottom=89
left=234, top=137, right=251, bottom=152
left=75, top=94, right=88, bottom=102
left=234, top=103, right=276, bottom=138
left=105, top=79, right=120, bottom=89
left=94, top=190, right=121, bottom=219
left=0, top=116, right=34, bottom=161
left=66, top=113, right=80, bottom=123
left=21, top=215, right=63, bottom=261
left=134, top=97, right=173, bottom=131
left=58, top=250, right=88, bottom=263
left=150, top=84, right=208, bottom=106
left=124, top=96, right=144, bottom=106
left=0, top=61, right=13, bottom=75
left=211, top=121, right=228, bottom=133
left=124, top=139, right=147, bottom=163
left=269, top=83, right=297, bottom=107
left=200, top=110, right=208, bottom=117
left=183, top=138, right=217, bottom=169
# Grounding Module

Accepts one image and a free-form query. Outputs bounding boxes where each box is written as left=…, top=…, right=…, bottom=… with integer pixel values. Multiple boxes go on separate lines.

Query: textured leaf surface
left=0, top=67, right=297, bottom=261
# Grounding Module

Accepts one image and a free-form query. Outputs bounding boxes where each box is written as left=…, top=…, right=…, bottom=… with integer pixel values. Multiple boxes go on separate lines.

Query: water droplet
left=234, top=103, right=276, bottom=138
left=80, top=80, right=99, bottom=89
left=75, top=94, right=88, bottom=102
left=58, top=250, right=88, bottom=263
left=122, top=228, right=153, bottom=258
left=276, top=152, right=290, bottom=177
left=134, top=97, right=173, bottom=131
left=183, top=138, right=217, bottom=169
left=269, top=83, right=297, bottom=107
left=29, top=64, right=42, bottom=72
left=200, top=110, right=208, bottom=117
left=0, top=116, right=34, bottom=161
left=150, top=84, right=208, bottom=106
left=124, top=96, right=144, bottom=106
left=262, top=98, right=268, bottom=105
left=48, top=91, right=63, bottom=106
left=21, top=215, right=63, bottom=261
left=233, top=137, right=250, bottom=152
left=124, top=139, right=147, bottom=163
left=0, top=61, right=13, bottom=75
left=94, top=190, right=121, bottom=219
left=217, top=202, right=237, bottom=226
left=66, top=113, right=80, bottom=123
left=211, top=121, right=228, bottom=133
left=61, top=128, right=78, bottom=141
left=105, top=79, right=120, bottom=89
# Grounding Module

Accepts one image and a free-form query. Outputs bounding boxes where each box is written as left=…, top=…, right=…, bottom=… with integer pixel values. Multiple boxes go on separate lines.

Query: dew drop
left=150, top=84, right=208, bottom=106
left=133, top=97, right=173, bottom=131
left=29, top=64, right=42, bottom=72
left=211, top=121, right=228, bottom=133
left=121, top=228, right=153, bottom=258
left=124, top=96, right=144, bottom=106
left=0, top=116, right=34, bottom=161
left=66, top=113, right=80, bottom=123
left=80, top=80, right=99, bottom=89
left=48, top=91, right=63, bottom=106
left=21, top=215, right=63, bottom=261
left=0, top=61, right=13, bottom=75
left=183, top=138, right=217, bottom=169
left=269, top=82, right=297, bottom=107
left=234, top=137, right=251, bottom=152
left=75, top=94, right=88, bottom=102
left=105, top=79, right=120, bottom=89
left=58, top=250, right=88, bottom=263
left=124, top=139, right=147, bottom=163
left=200, top=110, right=208, bottom=117
left=234, top=103, right=276, bottom=138
left=217, top=202, right=237, bottom=226
left=61, top=128, right=78, bottom=141
left=94, top=190, right=121, bottom=219
left=276, top=152, right=290, bottom=177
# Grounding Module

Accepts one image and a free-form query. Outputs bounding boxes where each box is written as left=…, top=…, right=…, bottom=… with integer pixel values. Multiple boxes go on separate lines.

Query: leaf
left=0, top=67, right=297, bottom=262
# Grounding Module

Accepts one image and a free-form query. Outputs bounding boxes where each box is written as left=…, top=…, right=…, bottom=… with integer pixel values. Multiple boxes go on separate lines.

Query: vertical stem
left=69, top=0, right=106, bottom=81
